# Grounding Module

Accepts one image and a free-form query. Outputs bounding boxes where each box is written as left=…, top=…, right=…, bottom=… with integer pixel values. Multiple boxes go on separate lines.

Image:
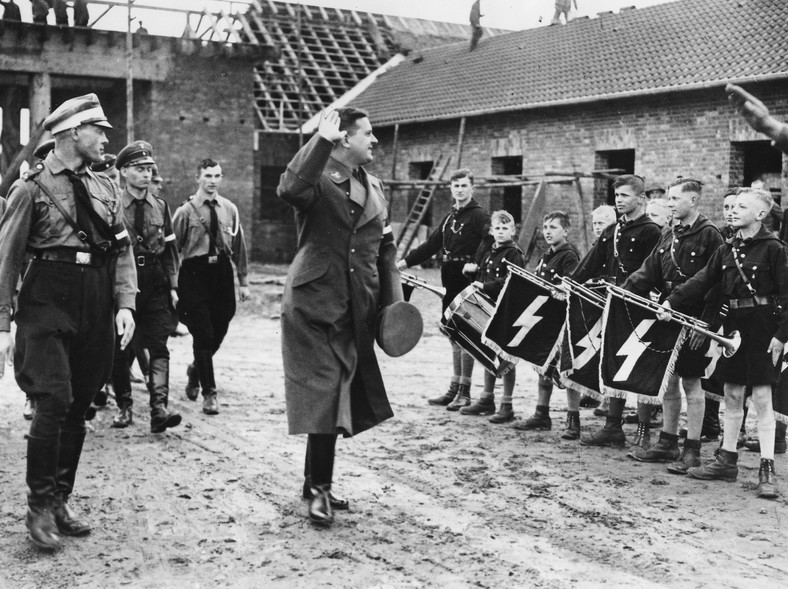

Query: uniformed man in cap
left=109, top=141, right=181, bottom=433
left=172, top=158, right=249, bottom=415
left=0, top=93, right=137, bottom=550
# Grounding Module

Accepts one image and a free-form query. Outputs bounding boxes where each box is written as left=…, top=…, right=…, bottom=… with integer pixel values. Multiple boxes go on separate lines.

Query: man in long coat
left=278, top=107, right=402, bottom=527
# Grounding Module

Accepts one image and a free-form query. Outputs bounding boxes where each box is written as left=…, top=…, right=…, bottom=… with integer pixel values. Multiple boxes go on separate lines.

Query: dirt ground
left=0, top=265, right=786, bottom=589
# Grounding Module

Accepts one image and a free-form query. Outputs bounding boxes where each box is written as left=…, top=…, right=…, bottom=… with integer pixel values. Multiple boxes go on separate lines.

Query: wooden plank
left=517, top=180, right=548, bottom=266
left=0, top=122, right=45, bottom=199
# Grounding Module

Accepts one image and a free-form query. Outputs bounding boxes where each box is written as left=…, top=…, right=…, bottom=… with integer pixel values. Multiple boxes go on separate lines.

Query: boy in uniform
left=660, top=188, right=788, bottom=498
left=459, top=210, right=525, bottom=422
left=514, top=211, right=581, bottom=436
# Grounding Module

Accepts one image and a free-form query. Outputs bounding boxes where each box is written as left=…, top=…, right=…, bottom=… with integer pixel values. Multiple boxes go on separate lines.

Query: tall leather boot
left=111, top=386, right=133, bottom=428
left=26, top=435, right=61, bottom=550
left=194, top=349, right=219, bottom=415
left=52, top=429, right=91, bottom=536
left=744, top=421, right=788, bottom=454
left=149, top=357, right=182, bottom=433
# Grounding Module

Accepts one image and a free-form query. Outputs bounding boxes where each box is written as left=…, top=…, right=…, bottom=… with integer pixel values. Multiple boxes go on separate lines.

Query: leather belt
left=135, top=253, right=159, bottom=267
left=441, top=254, right=474, bottom=263
left=728, top=295, right=773, bottom=309
left=34, top=249, right=108, bottom=267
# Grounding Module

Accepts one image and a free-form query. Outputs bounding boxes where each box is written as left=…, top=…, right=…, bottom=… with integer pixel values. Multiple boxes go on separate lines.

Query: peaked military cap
left=91, top=153, right=118, bottom=172
left=33, top=138, right=55, bottom=160
left=151, top=164, right=164, bottom=182
left=116, top=140, right=155, bottom=169
left=44, top=93, right=112, bottom=135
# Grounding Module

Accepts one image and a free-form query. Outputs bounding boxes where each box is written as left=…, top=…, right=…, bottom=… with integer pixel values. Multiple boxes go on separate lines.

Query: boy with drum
left=459, top=210, right=525, bottom=422
left=397, top=169, right=491, bottom=410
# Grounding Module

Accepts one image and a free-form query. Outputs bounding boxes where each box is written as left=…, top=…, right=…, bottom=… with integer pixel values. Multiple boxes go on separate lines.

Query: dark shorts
left=440, top=261, right=472, bottom=314
left=675, top=336, right=711, bottom=378
left=717, top=306, right=780, bottom=386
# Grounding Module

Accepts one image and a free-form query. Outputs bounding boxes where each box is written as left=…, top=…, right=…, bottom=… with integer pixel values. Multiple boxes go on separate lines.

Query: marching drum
left=442, top=285, right=516, bottom=377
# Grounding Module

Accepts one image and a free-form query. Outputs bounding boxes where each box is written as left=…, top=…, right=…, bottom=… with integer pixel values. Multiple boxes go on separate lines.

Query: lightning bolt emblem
left=573, top=318, right=603, bottom=369
left=508, top=295, right=548, bottom=347
left=613, top=319, right=654, bottom=381
left=704, top=328, right=724, bottom=379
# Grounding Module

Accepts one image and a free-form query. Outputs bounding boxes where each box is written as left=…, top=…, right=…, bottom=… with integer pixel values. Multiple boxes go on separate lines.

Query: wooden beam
left=456, top=116, right=466, bottom=169
left=0, top=121, right=45, bottom=199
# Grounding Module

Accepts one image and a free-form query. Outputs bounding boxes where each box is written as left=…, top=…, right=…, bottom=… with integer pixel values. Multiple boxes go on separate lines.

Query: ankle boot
left=149, top=357, right=182, bottom=433
left=626, top=422, right=651, bottom=458
left=687, top=448, right=738, bottom=481
left=489, top=403, right=515, bottom=424
left=513, top=405, right=551, bottom=430
left=561, top=411, right=581, bottom=440
left=757, top=458, right=779, bottom=499
left=446, top=384, right=471, bottom=411
left=428, top=382, right=459, bottom=406
left=26, top=435, right=61, bottom=550
left=194, top=349, right=219, bottom=415
left=630, top=430, right=680, bottom=462
left=460, top=393, right=495, bottom=415
left=111, top=404, right=133, bottom=428
left=667, top=438, right=701, bottom=474
left=53, top=429, right=91, bottom=536
left=580, top=422, right=626, bottom=447
left=185, top=363, right=200, bottom=401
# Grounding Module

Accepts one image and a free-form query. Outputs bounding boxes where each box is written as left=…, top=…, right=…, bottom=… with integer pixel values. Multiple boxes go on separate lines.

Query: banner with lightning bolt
left=560, top=287, right=606, bottom=400
left=774, top=351, right=788, bottom=425
left=600, top=292, right=686, bottom=404
left=482, top=272, right=566, bottom=370
left=700, top=329, right=726, bottom=402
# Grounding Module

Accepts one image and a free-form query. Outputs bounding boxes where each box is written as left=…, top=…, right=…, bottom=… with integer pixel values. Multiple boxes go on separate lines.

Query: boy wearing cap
left=110, top=141, right=182, bottom=433
left=0, top=93, right=137, bottom=550
left=172, top=159, right=250, bottom=415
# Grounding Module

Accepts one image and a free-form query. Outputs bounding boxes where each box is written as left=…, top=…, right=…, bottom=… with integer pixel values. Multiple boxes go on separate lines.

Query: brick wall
left=360, top=82, right=788, bottom=262
left=137, top=51, right=257, bottom=245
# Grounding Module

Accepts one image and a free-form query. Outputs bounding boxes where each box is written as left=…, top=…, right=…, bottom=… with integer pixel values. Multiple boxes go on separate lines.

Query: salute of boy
left=660, top=187, right=788, bottom=499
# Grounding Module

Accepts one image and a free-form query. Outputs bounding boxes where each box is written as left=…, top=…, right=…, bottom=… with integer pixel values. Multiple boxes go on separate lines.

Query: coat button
left=350, top=248, right=355, bottom=253
left=350, top=268, right=354, bottom=273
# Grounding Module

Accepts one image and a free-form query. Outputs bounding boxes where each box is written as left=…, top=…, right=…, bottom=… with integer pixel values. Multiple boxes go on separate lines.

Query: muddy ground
left=0, top=265, right=786, bottom=589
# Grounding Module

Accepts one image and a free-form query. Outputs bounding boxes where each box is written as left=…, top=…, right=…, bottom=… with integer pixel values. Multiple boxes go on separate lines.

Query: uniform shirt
left=667, top=224, right=788, bottom=342
left=476, top=240, right=525, bottom=299
left=171, top=193, right=249, bottom=287
left=404, top=198, right=491, bottom=267
left=121, top=190, right=179, bottom=289
left=572, top=213, right=661, bottom=286
left=0, top=152, right=137, bottom=331
left=535, top=242, right=580, bottom=285
left=626, top=214, right=723, bottom=321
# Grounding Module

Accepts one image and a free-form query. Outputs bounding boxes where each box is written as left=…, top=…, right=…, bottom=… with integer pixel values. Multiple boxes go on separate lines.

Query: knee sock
left=752, top=387, right=776, bottom=461
left=605, top=397, right=625, bottom=429
left=684, top=379, right=705, bottom=441
left=501, top=370, right=515, bottom=405
left=661, top=376, right=682, bottom=436
left=722, top=387, right=745, bottom=454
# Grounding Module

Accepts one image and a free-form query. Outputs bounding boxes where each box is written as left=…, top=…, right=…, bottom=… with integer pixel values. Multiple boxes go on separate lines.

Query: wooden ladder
left=396, top=154, right=452, bottom=258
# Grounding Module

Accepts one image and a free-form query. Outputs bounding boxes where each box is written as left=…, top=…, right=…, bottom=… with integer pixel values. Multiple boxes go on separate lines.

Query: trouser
left=304, top=434, right=338, bottom=487
left=112, top=262, right=176, bottom=409
left=15, top=259, right=116, bottom=503
left=177, top=255, right=236, bottom=356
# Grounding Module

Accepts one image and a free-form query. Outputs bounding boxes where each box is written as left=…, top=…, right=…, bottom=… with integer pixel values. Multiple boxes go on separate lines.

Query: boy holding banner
left=513, top=211, right=581, bottom=436
left=622, top=179, right=723, bottom=469
left=659, top=187, right=788, bottom=498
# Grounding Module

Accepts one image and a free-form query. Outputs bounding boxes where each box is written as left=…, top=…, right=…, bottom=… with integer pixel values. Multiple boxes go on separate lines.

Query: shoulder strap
left=187, top=199, right=229, bottom=256
left=730, top=244, right=759, bottom=299
left=28, top=176, right=103, bottom=251
left=668, top=235, right=687, bottom=278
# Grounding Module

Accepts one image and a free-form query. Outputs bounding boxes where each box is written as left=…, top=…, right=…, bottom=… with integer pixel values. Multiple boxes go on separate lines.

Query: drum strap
left=731, top=244, right=760, bottom=303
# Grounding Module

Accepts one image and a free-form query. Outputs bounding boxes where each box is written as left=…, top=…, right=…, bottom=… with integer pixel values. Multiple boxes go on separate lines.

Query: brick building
left=350, top=0, right=788, bottom=260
